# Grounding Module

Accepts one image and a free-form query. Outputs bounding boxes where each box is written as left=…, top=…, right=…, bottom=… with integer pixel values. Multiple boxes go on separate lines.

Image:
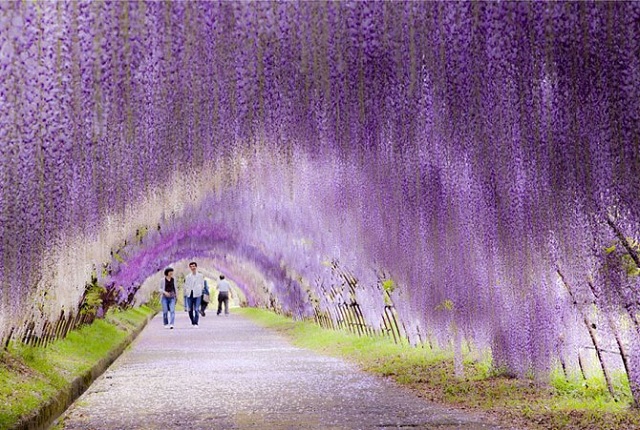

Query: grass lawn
left=0, top=306, right=155, bottom=429
left=238, top=307, right=640, bottom=430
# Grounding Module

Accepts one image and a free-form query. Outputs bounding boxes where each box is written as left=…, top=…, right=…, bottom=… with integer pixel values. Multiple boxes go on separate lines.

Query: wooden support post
left=343, top=303, right=361, bottom=336
left=557, top=335, right=569, bottom=381
left=381, top=309, right=397, bottom=343
left=63, top=314, right=74, bottom=338
left=3, top=327, right=14, bottom=350
left=585, top=280, right=638, bottom=405
left=557, top=268, right=616, bottom=400
left=606, top=214, right=640, bottom=267
left=54, top=311, right=66, bottom=341
left=22, top=321, right=34, bottom=345
left=384, top=307, right=397, bottom=342
left=351, top=303, right=369, bottom=336
left=38, top=322, right=48, bottom=348
left=559, top=355, right=568, bottom=381
left=386, top=306, right=406, bottom=344
left=578, top=348, right=589, bottom=384
left=45, top=323, right=54, bottom=347
left=338, top=304, right=349, bottom=332
left=335, top=304, right=347, bottom=330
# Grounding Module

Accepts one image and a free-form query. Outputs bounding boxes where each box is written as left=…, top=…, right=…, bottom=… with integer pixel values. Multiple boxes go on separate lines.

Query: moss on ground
left=238, top=307, right=640, bottom=430
left=0, top=305, right=155, bottom=429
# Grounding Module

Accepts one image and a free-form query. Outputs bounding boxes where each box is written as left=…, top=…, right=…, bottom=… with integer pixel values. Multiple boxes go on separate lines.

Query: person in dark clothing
left=216, top=274, right=232, bottom=316
left=200, top=279, right=210, bottom=317
left=159, top=267, right=177, bottom=329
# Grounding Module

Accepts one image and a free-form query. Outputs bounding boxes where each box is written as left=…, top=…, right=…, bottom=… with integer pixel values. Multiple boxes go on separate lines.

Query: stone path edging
left=12, top=310, right=156, bottom=430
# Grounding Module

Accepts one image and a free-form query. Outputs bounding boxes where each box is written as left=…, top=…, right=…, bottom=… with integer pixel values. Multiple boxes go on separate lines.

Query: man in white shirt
left=216, top=274, right=233, bottom=316
left=184, top=261, right=205, bottom=327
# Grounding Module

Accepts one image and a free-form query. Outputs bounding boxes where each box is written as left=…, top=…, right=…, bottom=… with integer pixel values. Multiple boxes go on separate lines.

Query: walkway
left=57, top=310, right=502, bottom=430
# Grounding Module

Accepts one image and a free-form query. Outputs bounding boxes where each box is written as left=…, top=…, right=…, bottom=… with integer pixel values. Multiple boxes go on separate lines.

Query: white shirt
left=217, top=279, right=232, bottom=293
left=184, top=271, right=205, bottom=297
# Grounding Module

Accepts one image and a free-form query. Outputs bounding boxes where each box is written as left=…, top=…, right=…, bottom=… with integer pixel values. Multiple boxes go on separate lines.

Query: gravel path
left=57, top=310, right=502, bottom=430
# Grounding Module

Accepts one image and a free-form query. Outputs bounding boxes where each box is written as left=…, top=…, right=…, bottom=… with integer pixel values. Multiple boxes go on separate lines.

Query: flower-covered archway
left=1, top=1, right=639, bottom=402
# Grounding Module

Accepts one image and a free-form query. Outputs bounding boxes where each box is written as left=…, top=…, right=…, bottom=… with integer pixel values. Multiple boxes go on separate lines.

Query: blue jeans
left=187, top=294, right=202, bottom=325
left=161, top=296, right=176, bottom=325
left=184, top=295, right=190, bottom=311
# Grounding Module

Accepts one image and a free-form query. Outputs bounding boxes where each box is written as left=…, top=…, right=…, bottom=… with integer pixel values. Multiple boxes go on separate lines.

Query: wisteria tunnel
left=1, top=0, right=640, bottom=420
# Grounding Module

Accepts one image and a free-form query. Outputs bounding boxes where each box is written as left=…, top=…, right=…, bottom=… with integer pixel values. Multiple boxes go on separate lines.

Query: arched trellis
left=107, top=221, right=406, bottom=338
left=1, top=218, right=407, bottom=351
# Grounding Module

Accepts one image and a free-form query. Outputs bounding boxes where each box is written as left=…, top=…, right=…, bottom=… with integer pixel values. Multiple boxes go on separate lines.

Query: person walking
left=216, top=274, right=232, bottom=316
left=159, top=267, right=177, bottom=329
left=183, top=286, right=190, bottom=313
left=184, top=261, right=205, bottom=327
left=200, top=279, right=210, bottom=317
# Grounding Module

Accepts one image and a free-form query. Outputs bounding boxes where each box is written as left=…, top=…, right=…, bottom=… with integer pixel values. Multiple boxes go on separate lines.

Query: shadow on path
left=57, top=311, right=503, bottom=429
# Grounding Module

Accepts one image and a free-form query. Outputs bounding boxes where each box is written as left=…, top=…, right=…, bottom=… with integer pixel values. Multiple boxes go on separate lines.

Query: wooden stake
left=557, top=268, right=616, bottom=400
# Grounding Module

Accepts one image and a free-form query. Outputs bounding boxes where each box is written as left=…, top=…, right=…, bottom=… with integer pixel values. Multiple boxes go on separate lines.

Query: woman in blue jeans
left=159, top=267, right=177, bottom=329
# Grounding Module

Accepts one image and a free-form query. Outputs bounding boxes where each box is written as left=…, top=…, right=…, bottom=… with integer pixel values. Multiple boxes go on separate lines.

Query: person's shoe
left=169, top=325, right=174, bottom=329
left=193, top=325, right=199, bottom=328
left=164, top=325, right=169, bottom=329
